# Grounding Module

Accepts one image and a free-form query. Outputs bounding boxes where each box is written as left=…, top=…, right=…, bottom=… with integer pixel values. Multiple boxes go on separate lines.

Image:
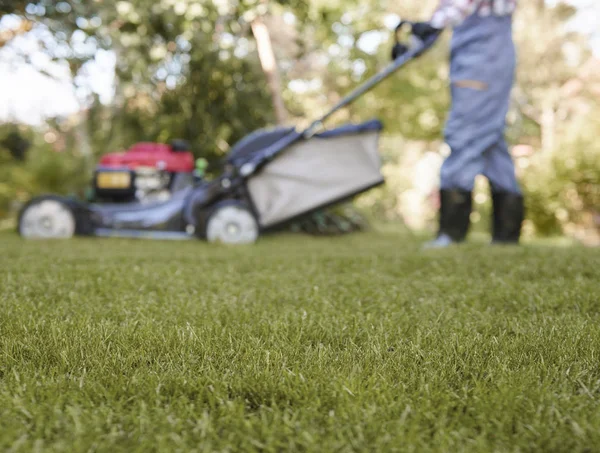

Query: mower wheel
left=205, top=202, right=259, bottom=245
left=18, top=196, right=76, bottom=239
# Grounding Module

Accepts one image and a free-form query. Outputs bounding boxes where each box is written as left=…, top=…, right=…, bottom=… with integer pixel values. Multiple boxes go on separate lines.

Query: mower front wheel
left=205, top=202, right=259, bottom=245
left=18, top=196, right=76, bottom=239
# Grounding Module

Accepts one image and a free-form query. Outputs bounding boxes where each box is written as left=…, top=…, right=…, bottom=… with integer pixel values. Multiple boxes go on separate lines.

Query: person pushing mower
left=406, top=0, right=524, bottom=248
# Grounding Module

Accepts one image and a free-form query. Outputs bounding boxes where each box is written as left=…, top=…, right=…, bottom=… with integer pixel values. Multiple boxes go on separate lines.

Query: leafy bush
left=523, top=140, right=600, bottom=244
left=0, top=144, right=90, bottom=220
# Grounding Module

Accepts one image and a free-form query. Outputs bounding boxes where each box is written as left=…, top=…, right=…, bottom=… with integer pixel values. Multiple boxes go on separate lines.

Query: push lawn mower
left=17, top=23, right=439, bottom=244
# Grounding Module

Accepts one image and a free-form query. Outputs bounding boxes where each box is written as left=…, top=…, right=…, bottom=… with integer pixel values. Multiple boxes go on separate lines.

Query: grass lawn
left=1, top=229, right=599, bottom=452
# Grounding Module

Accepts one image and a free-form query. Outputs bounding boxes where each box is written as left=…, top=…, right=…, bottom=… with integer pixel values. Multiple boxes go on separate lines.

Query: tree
left=1, top=1, right=278, bottom=159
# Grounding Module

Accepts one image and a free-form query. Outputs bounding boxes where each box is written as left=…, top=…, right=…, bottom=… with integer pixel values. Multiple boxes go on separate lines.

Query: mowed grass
left=1, top=229, right=599, bottom=453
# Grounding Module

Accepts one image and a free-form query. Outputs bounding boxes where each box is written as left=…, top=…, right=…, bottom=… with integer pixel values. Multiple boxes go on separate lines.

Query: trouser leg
left=483, top=138, right=521, bottom=194
left=431, top=83, right=502, bottom=246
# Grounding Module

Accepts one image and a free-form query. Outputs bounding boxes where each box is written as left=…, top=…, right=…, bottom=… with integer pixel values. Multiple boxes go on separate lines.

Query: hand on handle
left=391, top=20, right=442, bottom=61
left=411, top=22, right=443, bottom=41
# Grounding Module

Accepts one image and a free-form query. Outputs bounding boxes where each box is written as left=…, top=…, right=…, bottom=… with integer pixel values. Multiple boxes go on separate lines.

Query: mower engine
left=93, top=140, right=195, bottom=204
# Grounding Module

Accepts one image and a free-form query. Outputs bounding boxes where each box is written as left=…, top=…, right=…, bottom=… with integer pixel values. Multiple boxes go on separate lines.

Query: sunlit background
left=1, top=0, right=599, bottom=245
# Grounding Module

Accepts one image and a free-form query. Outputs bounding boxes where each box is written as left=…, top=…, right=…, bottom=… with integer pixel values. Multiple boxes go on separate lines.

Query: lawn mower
left=17, top=23, right=439, bottom=244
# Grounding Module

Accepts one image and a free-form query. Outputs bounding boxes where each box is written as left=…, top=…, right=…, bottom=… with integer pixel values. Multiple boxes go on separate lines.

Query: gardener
left=410, top=0, right=525, bottom=248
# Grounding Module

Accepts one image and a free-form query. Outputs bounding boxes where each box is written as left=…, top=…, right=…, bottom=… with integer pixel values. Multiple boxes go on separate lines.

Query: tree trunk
left=75, top=108, right=92, bottom=159
left=251, top=16, right=287, bottom=125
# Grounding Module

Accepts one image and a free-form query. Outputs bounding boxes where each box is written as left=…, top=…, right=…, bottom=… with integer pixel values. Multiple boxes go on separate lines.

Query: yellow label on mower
left=96, top=172, right=131, bottom=189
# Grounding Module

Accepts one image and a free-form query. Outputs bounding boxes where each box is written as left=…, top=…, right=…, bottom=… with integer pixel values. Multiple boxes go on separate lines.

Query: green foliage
left=1, top=233, right=599, bottom=451
left=524, top=135, right=600, bottom=239
left=133, top=47, right=275, bottom=164
left=0, top=126, right=89, bottom=218
left=345, top=38, right=451, bottom=140
left=3, top=1, right=283, bottom=160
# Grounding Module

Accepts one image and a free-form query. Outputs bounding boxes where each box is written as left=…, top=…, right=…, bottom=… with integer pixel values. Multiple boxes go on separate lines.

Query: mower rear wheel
left=205, top=202, right=259, bottom=245
left=18, top=197, right=76, bottom=239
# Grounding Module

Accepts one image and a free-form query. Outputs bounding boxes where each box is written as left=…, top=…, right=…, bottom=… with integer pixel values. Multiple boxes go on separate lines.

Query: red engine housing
left=99, top=142, right=195, bottom=173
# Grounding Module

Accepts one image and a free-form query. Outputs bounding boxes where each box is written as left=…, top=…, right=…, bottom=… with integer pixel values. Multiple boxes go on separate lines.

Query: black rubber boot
left=424, top=189, right=473, bottom=249
left=491, top=192, right=524, bottom=244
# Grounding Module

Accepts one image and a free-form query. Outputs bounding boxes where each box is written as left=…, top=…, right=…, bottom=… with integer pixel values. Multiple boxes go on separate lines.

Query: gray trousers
left=440, top=14, right=521, bottom=194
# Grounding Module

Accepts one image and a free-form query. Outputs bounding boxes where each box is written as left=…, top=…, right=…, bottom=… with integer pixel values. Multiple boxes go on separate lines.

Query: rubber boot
left=423, top=189, right=473, bottom=249
left=491, top=191, right=524, bottom=244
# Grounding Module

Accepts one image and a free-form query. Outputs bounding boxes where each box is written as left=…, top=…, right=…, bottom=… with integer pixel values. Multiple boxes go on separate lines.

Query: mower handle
left=302, top=27, right=440, bottom=137
left=234, top=20, right=441, bottom=179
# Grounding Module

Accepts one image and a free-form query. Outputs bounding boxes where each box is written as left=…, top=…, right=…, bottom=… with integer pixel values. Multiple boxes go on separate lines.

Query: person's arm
left=429, top=0, right=481, bottom=29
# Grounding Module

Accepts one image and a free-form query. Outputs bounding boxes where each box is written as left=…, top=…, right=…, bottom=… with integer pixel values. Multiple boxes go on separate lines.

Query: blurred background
left=0, top=0, right=598, bottom=245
